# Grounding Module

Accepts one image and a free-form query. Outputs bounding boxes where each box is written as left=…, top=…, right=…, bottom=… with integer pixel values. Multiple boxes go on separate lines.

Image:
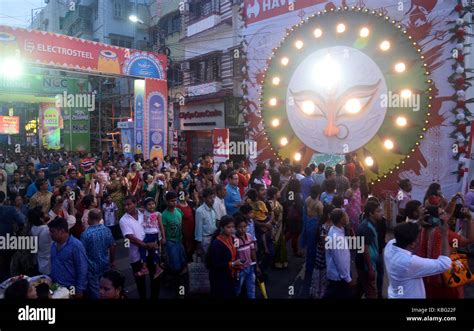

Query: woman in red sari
left=127, top=162, right=141, bottom=199
left=418, top=205, right=474, bottom=298
left=177, top=190, right=196, bottom=262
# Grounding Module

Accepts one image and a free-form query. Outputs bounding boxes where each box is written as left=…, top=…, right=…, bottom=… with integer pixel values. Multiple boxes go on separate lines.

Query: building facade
left=169, top=0, right=245, bottom=162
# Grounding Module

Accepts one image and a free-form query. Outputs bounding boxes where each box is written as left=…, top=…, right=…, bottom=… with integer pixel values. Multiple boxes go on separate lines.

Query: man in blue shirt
left=47, top=154, right=62, bottom=185
left=224, top=171, right=243, bottom=216
left=195, top=188, right=217, bottom=257
left=35, top=157, right=50, bottom=179
left=63, top=168, right=78, bottom=189
left=324, top=209, right=354, bottom=298
left=81, top=209, right=116, bottom=299
left=26, top=170, right=52, bottom=198
left=300, top=167, right=315, bottom=200
left=49, top=217, right=88, bottom=298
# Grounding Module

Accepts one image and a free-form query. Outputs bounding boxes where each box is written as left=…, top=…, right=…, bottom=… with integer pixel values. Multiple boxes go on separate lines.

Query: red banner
left=244, top=0, right=327, bottom=25
left=0, top=116, right=19, bottom=134
left=0, top=25, right=167, bottom=80
left=213, top=128, right=230, bottom=169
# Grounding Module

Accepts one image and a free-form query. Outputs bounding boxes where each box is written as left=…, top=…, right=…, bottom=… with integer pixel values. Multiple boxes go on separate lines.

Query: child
left=310, top=204, right=334, bottom=299
left=239, top=204, right=257, bottom=243
left=102, top=193, right=118, bottom=229
left=234, top=217, right=260, bottom=299
left=138, top=197, right=166, bottom=278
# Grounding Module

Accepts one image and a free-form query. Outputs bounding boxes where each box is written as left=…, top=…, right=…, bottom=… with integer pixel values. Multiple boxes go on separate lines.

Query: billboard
left=0, top=116, right=19, bottom=134
left=0, top=25, right=166, bottom=80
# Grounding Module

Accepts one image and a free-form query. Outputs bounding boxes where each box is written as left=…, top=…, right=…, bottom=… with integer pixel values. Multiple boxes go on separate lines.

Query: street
left=114, top=237, right=474, bottom=299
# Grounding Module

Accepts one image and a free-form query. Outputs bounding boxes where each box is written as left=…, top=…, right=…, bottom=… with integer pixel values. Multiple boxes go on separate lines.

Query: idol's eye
left=338, top=96, right=372, bottom=117
left=289, top=89, right=326, bottom=117
left=335, top=79, right=382, bottom=119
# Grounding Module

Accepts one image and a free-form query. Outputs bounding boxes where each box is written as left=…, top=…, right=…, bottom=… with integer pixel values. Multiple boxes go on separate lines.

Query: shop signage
left=0, top=25, right=167, bottom=80
left=0, top=116, right=19, bottom=134
left=179, top=103, right=225, bottom=131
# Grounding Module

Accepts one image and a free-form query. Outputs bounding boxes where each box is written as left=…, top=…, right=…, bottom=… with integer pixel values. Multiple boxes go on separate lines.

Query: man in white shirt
left=397, top=179, right=412, bottom=222
left=119, top=195, right=159, bottom=299
left=384, top=220, right=451, bottom=299
left=213, top=184, right=227, bottom=221
left=324, top=209, right=354, bottom=298
left=195, top=188, right=218, bottom=257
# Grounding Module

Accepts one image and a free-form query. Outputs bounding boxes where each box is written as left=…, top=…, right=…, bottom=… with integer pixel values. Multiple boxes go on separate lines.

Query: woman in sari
left=179, top=164, right=192, bottom=192
left=127, top=162, right=141, bottom=199
left=345, top=177, right=362, bottom=235
left=418, top=189, right=474, bottom=298
left=208, top=215, right=243, bottom=298
left=177, top=190, right=196, bottom=262
left=301, top=184, right=323, bottom=296
left=107, top=170, right=126, bottom=219
left=143, top=172, right=159, bottom=203
left=267, top=186, right=287, bottom=269
left=310, top=204, right=334, bottom=298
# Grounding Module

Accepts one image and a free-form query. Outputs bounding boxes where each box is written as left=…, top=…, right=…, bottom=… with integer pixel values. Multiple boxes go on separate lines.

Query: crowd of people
left=0, top=148, right=473, bottom=300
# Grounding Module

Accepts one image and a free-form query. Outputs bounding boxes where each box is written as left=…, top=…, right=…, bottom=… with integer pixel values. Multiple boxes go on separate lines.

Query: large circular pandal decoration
left=260, top=6, right=433, bottom=183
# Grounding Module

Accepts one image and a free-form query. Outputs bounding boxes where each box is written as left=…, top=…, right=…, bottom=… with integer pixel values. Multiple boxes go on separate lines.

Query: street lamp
left=129, top=14, right=144, bottom=25
left=0, top=57, right=23, bottom=80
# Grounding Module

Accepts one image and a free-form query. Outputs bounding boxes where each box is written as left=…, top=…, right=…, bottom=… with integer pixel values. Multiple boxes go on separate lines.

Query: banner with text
left=0, top=25, right=166, bottom=80
left=39, top=103, right=62, bottom=150
left=146, top=79, right=167, bottom=160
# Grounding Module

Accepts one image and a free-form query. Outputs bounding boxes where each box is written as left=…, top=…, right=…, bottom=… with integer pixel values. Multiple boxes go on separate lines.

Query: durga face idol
left=286, top=46, right=388, bottom=154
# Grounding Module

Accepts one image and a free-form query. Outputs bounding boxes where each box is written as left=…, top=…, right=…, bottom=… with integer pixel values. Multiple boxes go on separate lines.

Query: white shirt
left=119, top=211, right=145, bottom=263
left=31, top=224, right=52, bottom=275
left=195, top=203, right=217, bottom=242
left=325, top=225, right=351, bottom=282
left=103, top=202, right=118, bottom=227
left=213, top=196, right=227, bottom=221
left=384, top=239, right=451, bottom=299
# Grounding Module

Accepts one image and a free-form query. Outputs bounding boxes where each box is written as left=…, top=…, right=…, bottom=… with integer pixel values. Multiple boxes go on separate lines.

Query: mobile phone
left=344, top=199, right=349, bottom=206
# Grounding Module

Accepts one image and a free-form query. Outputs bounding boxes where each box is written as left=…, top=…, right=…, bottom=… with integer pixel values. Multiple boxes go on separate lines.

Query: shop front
left=0, top=25, right=168, bottom=158
left=180, top=101, right=225, bottom=162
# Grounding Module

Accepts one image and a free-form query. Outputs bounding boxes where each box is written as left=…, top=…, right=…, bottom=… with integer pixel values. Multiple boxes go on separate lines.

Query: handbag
left=187, top=254, right=210, bottom=295
left=441, top=251, right=474, bottom=288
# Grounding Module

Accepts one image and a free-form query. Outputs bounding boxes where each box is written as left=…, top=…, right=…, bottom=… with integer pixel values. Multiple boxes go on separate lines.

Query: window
left=160, top=13, right=181, bottom=37
left=190, top=55, right=221, bottom=84
left=110, top=36, right=132, bottom=48
left=167, top=66, right=183, bottom=87
left=189, top=0, right=219, bottom=23
left=114, top=1, right=122, bottom=18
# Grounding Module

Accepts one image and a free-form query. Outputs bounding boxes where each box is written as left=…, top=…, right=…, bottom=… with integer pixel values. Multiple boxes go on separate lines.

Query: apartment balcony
left=187, top=81, right=222, bottom=96
left=61, top=5, right=93, bottom=37
left=187, top=13, right=221, bottom=37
